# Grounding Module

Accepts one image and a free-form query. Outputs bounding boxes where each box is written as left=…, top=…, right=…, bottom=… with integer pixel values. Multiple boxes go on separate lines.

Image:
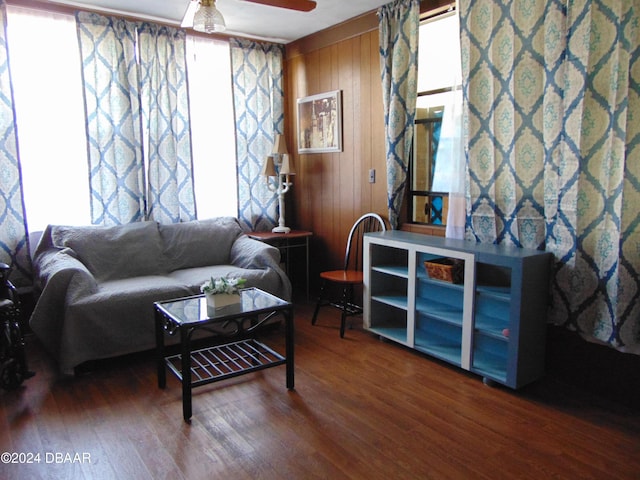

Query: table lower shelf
left=165, top=339, right=286, bottom=387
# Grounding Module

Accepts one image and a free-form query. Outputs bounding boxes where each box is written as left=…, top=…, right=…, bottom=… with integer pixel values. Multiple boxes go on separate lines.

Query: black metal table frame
left=155, top=290, right=294, bottom=422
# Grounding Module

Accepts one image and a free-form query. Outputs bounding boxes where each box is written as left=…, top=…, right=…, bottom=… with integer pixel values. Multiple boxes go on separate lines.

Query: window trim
left=405, top=5, right=460, bottom=229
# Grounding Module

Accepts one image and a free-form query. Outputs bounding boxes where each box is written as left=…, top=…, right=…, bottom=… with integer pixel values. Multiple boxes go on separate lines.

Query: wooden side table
left=247, top=230, right=313, bottom=300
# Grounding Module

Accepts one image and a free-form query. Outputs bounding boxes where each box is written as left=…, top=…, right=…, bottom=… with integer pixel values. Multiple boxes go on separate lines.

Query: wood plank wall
left=284, top=1, right=450, bottom=286
left=284, top=14, right=387, bottom=282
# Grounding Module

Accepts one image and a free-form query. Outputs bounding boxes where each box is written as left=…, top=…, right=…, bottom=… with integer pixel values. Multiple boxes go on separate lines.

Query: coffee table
left=154, top=287, right=294, bottom=422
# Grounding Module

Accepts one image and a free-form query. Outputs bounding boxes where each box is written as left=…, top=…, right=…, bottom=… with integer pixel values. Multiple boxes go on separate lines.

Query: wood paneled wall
left=284, top=2, right=450, bottom=285
left=284, top=13, right=388, bottom=282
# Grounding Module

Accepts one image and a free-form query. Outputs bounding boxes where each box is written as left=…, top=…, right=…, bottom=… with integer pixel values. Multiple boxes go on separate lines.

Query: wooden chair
left=312, top=213, right=386, bottom=337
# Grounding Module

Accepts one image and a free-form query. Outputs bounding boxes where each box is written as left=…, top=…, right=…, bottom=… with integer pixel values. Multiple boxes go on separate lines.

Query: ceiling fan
left=182, top=0, right=317, bottom=33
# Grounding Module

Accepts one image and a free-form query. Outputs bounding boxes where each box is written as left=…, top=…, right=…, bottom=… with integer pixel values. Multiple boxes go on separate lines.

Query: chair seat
left=319, top=270, right=363, bottom=284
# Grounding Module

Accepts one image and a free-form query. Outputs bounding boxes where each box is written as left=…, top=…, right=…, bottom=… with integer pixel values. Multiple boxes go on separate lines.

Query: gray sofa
left=29, top=217, right=291, bottom=374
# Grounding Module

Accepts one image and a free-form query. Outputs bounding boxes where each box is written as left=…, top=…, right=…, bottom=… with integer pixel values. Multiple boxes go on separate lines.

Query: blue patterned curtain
left=230, top=38, right=284, bottom=232
left=76, top=12, right=145, bottom=225
left=460, top=0, right=640, bottom=353
left=0, top=0, right=29, bottom=286
left=138, top=23, right=195, bottom=224
left=77, top=13, right=195, bottom=226
left=378, top=0, right=419, bottom=229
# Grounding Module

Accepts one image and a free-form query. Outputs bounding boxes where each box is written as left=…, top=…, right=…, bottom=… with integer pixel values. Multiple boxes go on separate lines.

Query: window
left=6, top=6, right=237, bottom=233
left=7, top=7, right=90, bottom=232
left=409, top=10, right=462, bottom=227
left=186, top=36, right=238, bottom=219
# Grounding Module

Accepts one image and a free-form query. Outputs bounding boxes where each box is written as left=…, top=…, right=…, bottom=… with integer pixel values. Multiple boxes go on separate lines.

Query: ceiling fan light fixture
left=193, top=0, right=226, bottom=34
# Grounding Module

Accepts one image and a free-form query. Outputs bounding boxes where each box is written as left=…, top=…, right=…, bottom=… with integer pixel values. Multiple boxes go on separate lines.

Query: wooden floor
left=2, top=301, right=639, bottom=479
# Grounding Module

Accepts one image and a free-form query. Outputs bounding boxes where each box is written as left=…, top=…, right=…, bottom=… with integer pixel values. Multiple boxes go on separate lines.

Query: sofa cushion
left=158, top=217, right=242, bottom=271
left=168, top=265, right=253, bottom=292
left=50, top=221, right=164, bottom=281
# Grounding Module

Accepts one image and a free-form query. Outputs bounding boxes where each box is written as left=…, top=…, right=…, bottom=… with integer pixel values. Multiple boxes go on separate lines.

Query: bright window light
left=7, top=6, right=90, bottom=232
left=186, top=35, right=238, bottom=219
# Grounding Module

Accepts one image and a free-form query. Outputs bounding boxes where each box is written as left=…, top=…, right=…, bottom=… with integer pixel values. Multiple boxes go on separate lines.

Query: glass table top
left=155, top=287, right=290, bottom=326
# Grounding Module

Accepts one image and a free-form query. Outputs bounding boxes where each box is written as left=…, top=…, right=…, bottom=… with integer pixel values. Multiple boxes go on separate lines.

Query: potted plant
left=200, top=276, right=247, bottom=310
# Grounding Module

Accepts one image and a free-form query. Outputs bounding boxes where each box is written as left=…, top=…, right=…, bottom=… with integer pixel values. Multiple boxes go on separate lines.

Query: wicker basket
left=424, top=258, right=464, bottom=284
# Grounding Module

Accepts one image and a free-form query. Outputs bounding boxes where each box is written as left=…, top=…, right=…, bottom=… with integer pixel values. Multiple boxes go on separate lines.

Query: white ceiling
left=44, top=0, right=390, bottom=43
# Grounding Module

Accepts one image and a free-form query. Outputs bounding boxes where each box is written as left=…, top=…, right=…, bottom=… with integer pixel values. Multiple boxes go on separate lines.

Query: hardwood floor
left=2, top=301, right=639, bottom=479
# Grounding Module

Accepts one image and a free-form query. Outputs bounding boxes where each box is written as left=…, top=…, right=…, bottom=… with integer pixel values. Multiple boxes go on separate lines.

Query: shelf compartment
left=417, top=272, right=465, bottom=294
left=476, top=263, right=511, bottom=292
left=371, top=270, right=407, bottom=298
left=372, top=264, right=409, bottom=278
left=369, top=300, right=408, bottom=343
left=415, top=314, right=462, bottom=366
left=415, top=297, right=463, bottom=326
left=417, top=280, right=464, bottom=309
left=476, top=284, right=511, bottom=301
left=371, top=244, right=408, bottom=272
left=418, top=275, right=467, bottom=291
left=471, top=334, right=508, bottom=383
left=474, top=294, right=510, bottom=335
left=474, top=313, right=510, bottom=339
left=372, top=294, right=408, bottom=310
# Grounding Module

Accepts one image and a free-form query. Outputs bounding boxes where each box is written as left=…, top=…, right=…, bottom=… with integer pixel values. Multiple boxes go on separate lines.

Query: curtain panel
left=0, top=0, right=30, bottom=287
left=378, top=0, right=419, bottom=229
left=138, top=23, right=195, bottom=224
left=230, top=38, right=285, bottom=232
left=460, top=0, right=640, bottom=353
left=77, top=12, right=195, bottom=226
left=76, top=12, right=145, bottom=225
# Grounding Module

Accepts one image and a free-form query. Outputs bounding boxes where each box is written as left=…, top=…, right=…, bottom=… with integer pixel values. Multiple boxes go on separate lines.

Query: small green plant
left=200, top=276, right=247, bottom=295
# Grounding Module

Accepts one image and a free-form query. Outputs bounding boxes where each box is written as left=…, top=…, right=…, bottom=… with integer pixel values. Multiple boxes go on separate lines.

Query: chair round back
left=343, top=213, right=386, bottom=271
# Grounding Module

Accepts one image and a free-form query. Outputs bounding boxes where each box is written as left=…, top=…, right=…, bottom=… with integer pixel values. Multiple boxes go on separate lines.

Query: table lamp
left=262, top=135, right=296, bottom=233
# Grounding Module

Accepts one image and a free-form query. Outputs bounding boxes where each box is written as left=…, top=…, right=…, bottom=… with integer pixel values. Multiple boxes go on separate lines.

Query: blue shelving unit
left=363, top=231, right=553, bottom=389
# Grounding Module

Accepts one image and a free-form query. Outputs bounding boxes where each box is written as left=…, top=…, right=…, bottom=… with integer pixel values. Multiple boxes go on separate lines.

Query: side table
left=155, top=288, right=294, bottom=422
left=248, top=230, right=312, bottom=300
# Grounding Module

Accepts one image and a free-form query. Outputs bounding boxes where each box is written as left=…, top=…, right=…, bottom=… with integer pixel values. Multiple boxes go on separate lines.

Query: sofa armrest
left=34, top=247, right=97, bottom=293
left=230, top=235, right=282, bottom=268
left=32, top=224, right=97, bottom=296
left=230, top=235, right=292, bottom=300
left=29, top=247, right=99, bottom=361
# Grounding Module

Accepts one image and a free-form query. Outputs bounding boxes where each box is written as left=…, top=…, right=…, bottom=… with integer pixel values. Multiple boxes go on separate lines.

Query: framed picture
left=297, top=90, right=342, bottom=153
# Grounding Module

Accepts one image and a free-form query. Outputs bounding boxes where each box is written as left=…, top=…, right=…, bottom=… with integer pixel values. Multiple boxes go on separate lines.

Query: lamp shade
left=193, top=0, right=226, bottom=34
left=272, top=134, right=289, bottom=155
left=260, top=156, right=277, bottom=177
left=280, top=154, right=296, bottom=175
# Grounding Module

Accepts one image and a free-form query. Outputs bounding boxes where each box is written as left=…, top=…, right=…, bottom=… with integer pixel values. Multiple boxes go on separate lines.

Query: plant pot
left=205, top=292, right=241, bottom=314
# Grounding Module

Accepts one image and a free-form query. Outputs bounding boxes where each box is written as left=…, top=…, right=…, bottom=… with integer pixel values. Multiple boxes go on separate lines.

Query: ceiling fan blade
left=242, top=0, right=317, bottom=12
left=181, top=0, right=198, bottom=28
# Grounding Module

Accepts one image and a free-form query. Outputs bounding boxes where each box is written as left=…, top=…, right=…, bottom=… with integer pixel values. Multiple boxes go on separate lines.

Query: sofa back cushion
left=158, top=217, right=242, bottom=271
left=50, top=221, right=164, bottom=281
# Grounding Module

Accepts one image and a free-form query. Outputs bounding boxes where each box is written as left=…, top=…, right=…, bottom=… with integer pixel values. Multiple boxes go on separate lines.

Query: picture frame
left=296, top=90, right=342, bottom=153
